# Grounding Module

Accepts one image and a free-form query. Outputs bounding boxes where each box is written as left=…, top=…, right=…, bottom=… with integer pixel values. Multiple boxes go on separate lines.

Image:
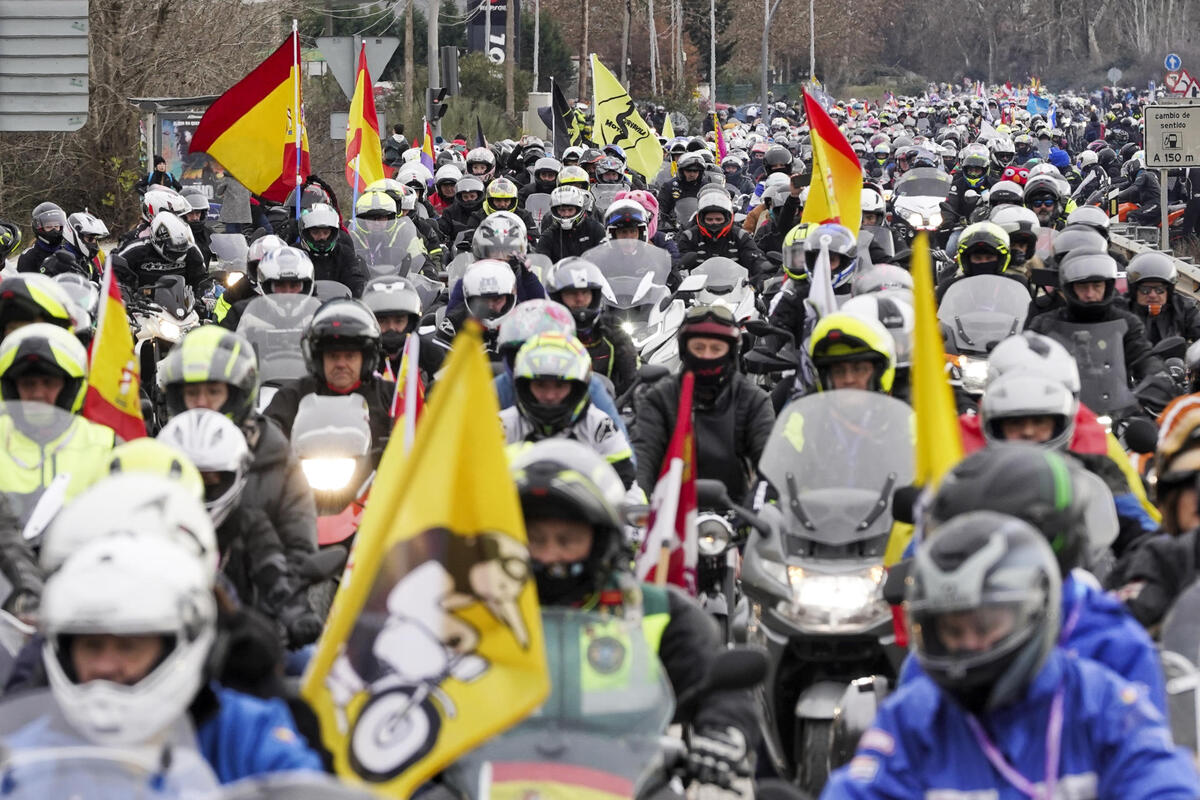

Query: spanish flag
left=302, top=322, right=548, bottom=796
left=591, top=54, right=663, bottom=181
left=345, top=42, right=384, bottom=193
left=190, top=31, right=310, bottom=203
left=81, top=261, right=146, bottom=441
left=800, top=88, right=863, bottom=238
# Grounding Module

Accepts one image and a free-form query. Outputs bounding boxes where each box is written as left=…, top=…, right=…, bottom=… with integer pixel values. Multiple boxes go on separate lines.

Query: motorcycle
left=740, top=390, right=914, bottom=794
left=129, top=275, right=201, bottom=418
left=524, top=193, right=553, bottom=229
left=582, top=240, right=673, bottom=343
left=235, top=293, right=323, bottom=411
left=937, top=274, right=1031, bottom=397
left=889, top=167, right=953, bottom=243
left=590, top=184, right=624, bottom=219
left=350, top=218, right=424, bottom=280
left=208, top=233, right=250, bottom=295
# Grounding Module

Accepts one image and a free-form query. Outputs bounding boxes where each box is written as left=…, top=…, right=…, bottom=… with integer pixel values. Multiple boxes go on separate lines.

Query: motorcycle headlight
left=158, top=320, right=182, bottom=341
left=928, top=211, right=943, bottom=229
left=622, top=320, right=635, bottom=335
left=774, top=565, right=889, bottom=633
left=958, top=355, right=989, bottom=395
left=225, top=271, right=245, bottom=287
left=301, top=457, right=358, bottom=491
left=697, top=513, right=734, bottom=557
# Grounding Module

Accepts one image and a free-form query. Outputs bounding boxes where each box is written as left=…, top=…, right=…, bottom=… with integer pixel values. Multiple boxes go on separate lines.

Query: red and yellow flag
left=190, top=32, right=310, bottom=203
left=82, top=262, right=146, bottom=441
left=800, top=88, right=863, bottom=238
left=345, top=42, right=384, bottom=192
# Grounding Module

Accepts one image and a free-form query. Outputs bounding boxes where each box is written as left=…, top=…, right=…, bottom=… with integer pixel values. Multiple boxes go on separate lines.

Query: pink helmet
left=615, top=189, right=660, bottom=239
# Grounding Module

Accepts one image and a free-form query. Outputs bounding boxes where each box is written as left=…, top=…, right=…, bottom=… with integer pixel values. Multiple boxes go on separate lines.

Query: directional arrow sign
left=1167, top=53, right=1183, bottom=71
left=317, top=36, right=400, bottom=101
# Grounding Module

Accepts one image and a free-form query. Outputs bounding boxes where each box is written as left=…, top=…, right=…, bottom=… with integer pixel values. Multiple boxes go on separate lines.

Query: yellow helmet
left=781, top=223, right=814, bottom=281
left=0, top=322, right=88, bottom=411
left=485, top=177, right=520, bottom=214
left=108, top=438, right=204, bottom=501
left=807, top=312, right=896, bottom=393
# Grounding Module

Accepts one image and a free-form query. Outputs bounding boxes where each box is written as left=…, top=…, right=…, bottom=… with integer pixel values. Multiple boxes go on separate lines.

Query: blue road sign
left=1166, top=53, right=1183, bottom=71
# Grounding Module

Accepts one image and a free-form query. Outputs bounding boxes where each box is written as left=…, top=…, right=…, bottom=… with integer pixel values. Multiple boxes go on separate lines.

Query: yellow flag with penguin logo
left=301, top=322, right=549, bottom=797
left=591, top=54, right=665, bottom=181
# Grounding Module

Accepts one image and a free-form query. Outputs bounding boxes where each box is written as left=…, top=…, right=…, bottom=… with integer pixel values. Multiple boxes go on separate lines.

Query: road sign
left=316, top=36, right=400, bottom=101
left=1107, top=67, right=1123, bottom=84
left=1145, top=102, right=1200, bottom=168
left=1167, top=53, right=1183, bottom=71
left=1165, top=69, right=1200, bottom=97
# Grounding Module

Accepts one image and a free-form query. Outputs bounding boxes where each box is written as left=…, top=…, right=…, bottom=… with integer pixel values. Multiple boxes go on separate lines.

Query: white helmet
left=41, top=474, right=219, bottom=578
left=41, top=532, right=216, bottom=746
left=860, top=187, right=886, bottom=216
left=986, top=331, right=1081, bottom=396
left=257, top=246, right=315, bottom=294
left=142, top=188, right=188, bottom=223
left=397, top=163, right=433, bottom=197
left=549, top=185, right=588, bottom=230
left=157, top=409, right=251, bottom=527
left=434, top=164, right=463, bottom=187
left=301, top=202, right=340, bottom=232
left=980, top=369, right=1078, bottom=451
left=462, top=259, right=518, bottom=329
left=466, top=146, right=497, bottom=181
left=247, top=233, right=287, bottom=275
left=149, top=212, right=192, bottom=262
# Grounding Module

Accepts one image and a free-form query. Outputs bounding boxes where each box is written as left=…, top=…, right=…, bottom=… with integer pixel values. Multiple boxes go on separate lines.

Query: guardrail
left=1109, top=224, right=1200, bottom=300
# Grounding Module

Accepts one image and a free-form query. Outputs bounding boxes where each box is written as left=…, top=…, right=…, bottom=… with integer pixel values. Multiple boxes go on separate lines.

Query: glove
left=280, top=596, right=324, bottom=648
left=686, top=725, right=748, bottom=789
left=7, top=590, right=39, bottom=626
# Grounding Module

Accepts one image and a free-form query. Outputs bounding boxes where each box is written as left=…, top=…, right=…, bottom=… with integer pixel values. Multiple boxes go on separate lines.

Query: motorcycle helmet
left=497, top=299, right=576, bottom=368
left=396, top=163, right=433, bottom=199
left=955, top=221, right=1011, bottom=276
left=179, top=190, right=209, bottom=222
left=108, top=438, right=205, bottom=502
left=1050, top=227, right=1107, bottom=267
left=781, top=223, right=814, bottom=281
left=989, top=137, right=1016, bottom=169
left=364, top=177, right=408, bottom=211
left=1023, top=175, right=1063, bottom=220
left=484, top=177, right=520, bottom=214
left=0, top=220, right=22, bottom=261
left=160, top=326, right=260, bottom=426
left=32, top=202, right=68, bottom=247
left=925, top=444, right=1090, bottom=576
left=986, top=180, right=1025, bottom=210
left=66, top=212, right=108, bottom=261
left=513, top=332, right=593, bottom=437
left=0, top=322, right=88, bottom=411
left=434, top=164, right=463, bottom=197
left=283, top=183, right=333, bottom=214
left=301, top=299, right=382, bottom=384
left=454, top=176, right=486, bottom=214
left=0, top=274, right=75, bottom=341
left=1064, top=205, right=1110, bottom=240
left=1127, top=251, right=1177, bottom=314
left=299, top=203, right=341, bottom=256
left=257, top=246, right=315, bottom=295
left=557, top=166, right=590, bottom=192
left=677, top=152, right=706, bottom=183
left=149, top=212, right=192, bottom=262
left=157, top=409, right=251, bottom=527
left=860, top=187, right=886, bottom=223
left=363, top=276, right=423, bottom=355
left=549, top=186, right=587, bottom=231
left=246, top=234, right=287, bottom=282
left=851, top=264, right=914, bottom=296
left=594, top=157, right=626, bottom=185
left=530, top=158, right=562, bottom=190
left=988, top=205, right=1039, bottom=267
left=462, top=259, right=518, bottom=329
left=354, top=190, right=398, bottom=232
left=545, top=258, right=606, bottom=335
left=959, top=144, right=990, bottom=187
left=804, top=223, right=859, bottom=288
left=605, top=199, right=649, bottom=241
left=472, top=211, right=528, bottom=260
left=677, top=304, right=741, bottom=388
left=906, top=510, right=1061, bottom=715
left=41, top=532, right=216, bottom=746
left=980, top=369, right=1077, bottom=451
left=510, top=439, right=626, bottom=606
left=696, top=192, right=734, bottom=239
left=1013, top=133, right=1035, bottom=162
left=53, top=272, right=99, bottom=342
left=762, top=145, right=793, bottom=174
left=562, top=146, right=585, bottom=166
left=465, top=146, right=497, bottom=181
left=987, top=332, right=1081, bottom=397
left=808, top=312, right=896, bottom=393
left=872, top=142, right=891, bottom=164
left=840, top=294, right=914, bottom=368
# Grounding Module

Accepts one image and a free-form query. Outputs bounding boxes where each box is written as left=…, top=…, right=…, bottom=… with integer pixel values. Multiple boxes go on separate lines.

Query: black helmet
left=925, top=443, right=1090, bottom=575
left=906, top=510, right=1061, bottom=715
left=545, top=257, right=605, bottom=333
left=510, top=440, right=627, bottom=606
left=300, top=299, right=381, bottom=384
left=763, top=145, right=793, bottom=173
left=677, top=304, right=741, bottom=389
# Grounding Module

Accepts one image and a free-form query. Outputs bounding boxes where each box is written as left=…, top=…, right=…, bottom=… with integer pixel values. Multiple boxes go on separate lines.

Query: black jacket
left=943, top=172, right=992, bottom=225
left=657, top=176, right=710, bottom=221
left=303, top=239, right=368, bottom=298
left=112, top=239, right=209, bottom=293
left=438, top=201, right=484, bottom=250
left=752, top=195, right=801, bottom=256
left=1115, top=531, right=1199, bottom=627
left=633, top=372, right=775, bottom=502
left=580, top=318, right=639, bottom=397
left=1026, top=302, right=1163, bottom=383
left=15, top=241, right=67, bottom=275
left=264, top=374, right=396, bottom=459
left=1117, top=169, right=1161, bottom=208
left=676, top=225, right=773, bottom=278
left=534, top=216, right=608, bottom=261
left=218, top=504, right=291, bottom=613
left=241, top=413, right=317, bottom=572
left=1125, top=291, right=1200, bottom=345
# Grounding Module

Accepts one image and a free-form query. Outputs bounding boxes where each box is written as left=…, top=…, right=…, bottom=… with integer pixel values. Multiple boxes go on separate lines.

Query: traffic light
left=427, top=87, right=449, bottom=122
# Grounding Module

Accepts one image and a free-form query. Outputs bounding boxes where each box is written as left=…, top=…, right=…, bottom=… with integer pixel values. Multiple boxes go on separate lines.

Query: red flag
left=800, top=89, right=863, bottom=238
left=189, top=32, right=310, bottom=203
left=82, top=262, right=146, bottom=441
left=635, top=371, right=698, bottom=594
left=344, top=42, right=384, bottom=192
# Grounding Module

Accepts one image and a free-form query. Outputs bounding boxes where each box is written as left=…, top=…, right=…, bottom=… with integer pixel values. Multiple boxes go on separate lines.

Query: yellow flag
left=301, top=323, right=548, bottom=796
left=910, top=232, right=963, bottom=487
left=591, top=54, right=664, bottom=181
left=661, top=112, right=675, bottom=139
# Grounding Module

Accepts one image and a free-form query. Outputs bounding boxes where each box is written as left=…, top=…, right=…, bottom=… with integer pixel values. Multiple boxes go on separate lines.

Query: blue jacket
left=494, top=372, right=632, bottom=451
left=898, top=573, right=1167, bottom=712
left=822, top=650, right=1198, bottom=800
left=195, top=684, right=323, bottom=783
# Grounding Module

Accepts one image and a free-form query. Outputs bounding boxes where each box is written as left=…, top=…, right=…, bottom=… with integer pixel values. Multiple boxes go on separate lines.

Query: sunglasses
left=1029, top=198, right=1057, bottom=209
left=1137, top=284, right=1168, bottom=296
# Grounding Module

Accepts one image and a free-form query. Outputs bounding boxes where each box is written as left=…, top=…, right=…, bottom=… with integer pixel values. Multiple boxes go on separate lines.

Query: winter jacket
left=241, top=413, right=317, bottom=572
left=264, top=374, right=395, bottom=460
left=214, top=175, right=252, bottom=225
left=676, top=225, right=773, bottom=278
left=301, top=239, right=368, bottom=298
left=112, top=239, right=208, bottom=294
left=193, top=683, right=323, bottom=782
left=535, top=217, right=608, bottom=261
left=579, top=318, right=639, bottom=397
left=1125, top=291, right=1200, bottom=345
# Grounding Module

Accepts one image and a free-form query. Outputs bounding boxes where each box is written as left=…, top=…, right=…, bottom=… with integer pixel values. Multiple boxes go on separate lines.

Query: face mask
left=40, top=229, right=63, bottom=247
left=533, top=559, right=590, bottom=605
left=680, top=347, right=734, bottom=387
left=380, top=329, right=408, bottom=354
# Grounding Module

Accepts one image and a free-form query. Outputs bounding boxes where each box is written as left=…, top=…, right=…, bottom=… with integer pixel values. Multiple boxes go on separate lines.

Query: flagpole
left=292, top=19, right=303, bottom=222
left=550, top=76, right=557, bottom=155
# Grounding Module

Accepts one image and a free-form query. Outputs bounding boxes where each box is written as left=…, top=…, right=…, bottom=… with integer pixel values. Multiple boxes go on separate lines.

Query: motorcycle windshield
left=675, top=197, right=699, bottom=225
left=447, top=609, right=674, bottom=800
left=525, top=193, right=553, bottom=228
left=350, top=219, right=419, bottom=278
left=758, top=391, right=914, bottom=549
left=208, top=234, right=248, bottom=270
left=581, top=241, right=671, bottom=310
left=892, top=168, right=952, bottom=200
left=693, top=257, right=751, bottom=308
left=937, top=275, right=1030, bottom=354
left=291, top=394, right=372, bottom=459
left=139, top=275, right=194, bottom=320
left=407, top=273, right=445, bottom=310
left=446, top=252, right=476, bottom=287
left=236, top=294, right=323, bottom=384
left=590, top=185, right=623, bottom=216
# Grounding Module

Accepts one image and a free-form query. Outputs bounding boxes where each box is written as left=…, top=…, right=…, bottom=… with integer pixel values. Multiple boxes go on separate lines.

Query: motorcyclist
left=361, top=275, right=441, bottom=384
left=509, top=440, right=759, bottom=788
left=721, top=153, right=755, bottom=195
left=446, top=212, right=546, bottom=311
left=349, top=190, right=428, bottom=275
left=943, top=143, right=992, bottom=226
left=500, top=332, right=636, bottom=488
left=632, top=305, right=774, bottom=502
left=821, top=512, right=1199, bottom=800
left=989, top=205, right=1043, bottom=278
left=1124, top=251, right=1200, bottom=345
left=867, top=142, right=892, bottom=181
left=113, top=211, right=209, bottom=296
left=212, top=234, right=286, bottom=327
left=180, top=190, right=214, bottom=265
left=437, top=177, right=486, bottom=251
left=535, top=186, right=607, bottom=260
left=218, top=245, right=315, bottom=332
left=16, top=203, right=70, bottom=274
left=466, top=177, right=538, bottom=242
left=119, top=188, right=190, bottom=248
left=517, top=156, right=562, bottom=201
left=264, top=298, right=394, bottom=457
left=987, top=135, right=1017, bottom=181
left=616, top=188, right=681, bottom=264
left=464, top=146, right=498, bottom=183
left=936, top=222, right=1030, bottom=304
left=544, top=257, right=638, bottom=397
left=157, top=409, right=321, bottom=647
left=658, top=151, right=710, bottom=225
left=159, top=326, right=318, bottom=573
left=365, top=178, right=446, bottom=267
left=430, top=164, right=462, bottom=215
left=1023, top=174, right=1069, bottom=230
left=431, top=258, right=518, bottom=363
left=768, top=222, right=857, bottom=352
left=0, top=273, right=75, bottom=343
left=676, top=191, right=773, bottom=279
left=1116, top=154, right=1162, bottom=226
left=63, top=211, right=108, bottom=281
left=297, top=203, right=368, bottom=297
left=807, top=312, right=897, bottom=394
